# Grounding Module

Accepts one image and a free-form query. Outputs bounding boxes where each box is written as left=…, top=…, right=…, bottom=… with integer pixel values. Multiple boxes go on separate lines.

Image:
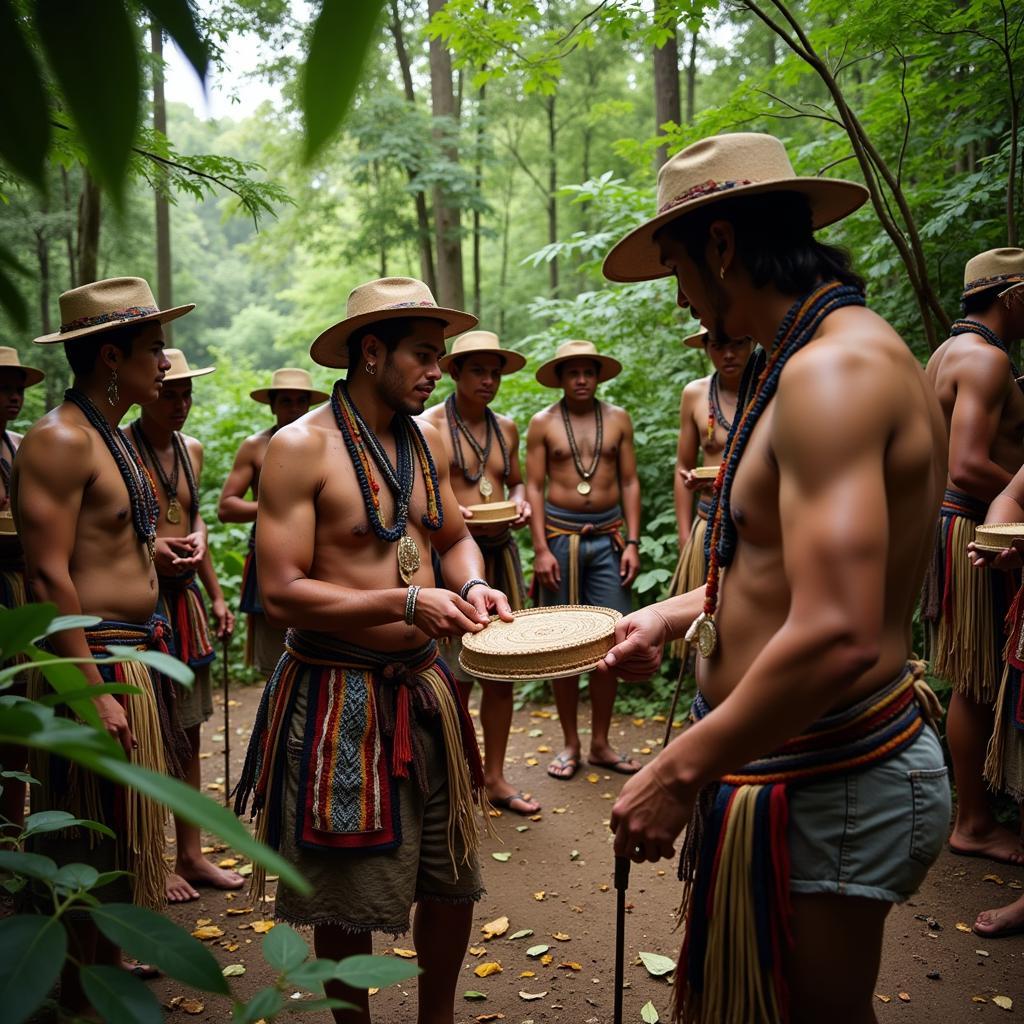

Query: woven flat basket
left=459, top=605, right=621, bottom=681
left=691, top=465, right=718, bottom=481
left=465, top=499, right=517, bottom=524
left=974, top=522, right=1024, bottom=551
left=0, top=510, right=16, bottom=536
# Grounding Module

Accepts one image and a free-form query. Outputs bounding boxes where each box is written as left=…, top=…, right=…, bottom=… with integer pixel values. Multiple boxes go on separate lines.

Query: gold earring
left=365, top=362, right=376, bottom=376
left=719, top=265, right=726, bottom=280
left=107, top=368, right=119, bottom=407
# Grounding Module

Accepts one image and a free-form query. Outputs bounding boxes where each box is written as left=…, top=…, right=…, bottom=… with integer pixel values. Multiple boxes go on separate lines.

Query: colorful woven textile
left=235, top=632, right=486, bottom=894
left=542, top=505, right=625, bottom=605
left=674, top=663, right=939, bottom=1024
left=158, top=571, right=215, bottom=669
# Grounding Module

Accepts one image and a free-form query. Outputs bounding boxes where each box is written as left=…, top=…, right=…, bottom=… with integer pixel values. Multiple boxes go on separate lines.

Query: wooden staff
left=221, top=636, right=231, bottom=807
left=614, top=854, right=630, bottom=1024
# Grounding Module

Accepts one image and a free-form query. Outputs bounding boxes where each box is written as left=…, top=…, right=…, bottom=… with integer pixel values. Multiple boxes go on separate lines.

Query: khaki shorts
left=275, top=674, right=485, bottom=934
left=176, top=662, right=213, bottom=730
left=249, top=612, right=286, bottom=677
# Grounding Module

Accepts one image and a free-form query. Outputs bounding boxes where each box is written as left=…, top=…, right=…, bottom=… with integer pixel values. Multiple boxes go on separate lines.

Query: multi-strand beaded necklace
left=331, top=381, right=442, bottom=584
left=130, top=420, right=199, bottom=526
left=560, top=398, right=603, bottom=496
left=65, top=388, right=160, bottom=561
left=705, top=373, right=732, bottom=443
left=688, top=281, right=866, bottom=658
left=949, top=319, right=1024, bottom=391
left=444, top=394, right=509, bottom=501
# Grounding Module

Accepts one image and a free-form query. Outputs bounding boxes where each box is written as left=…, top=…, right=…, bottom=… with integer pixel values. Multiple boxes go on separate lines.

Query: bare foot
left=974, top=895, right=1024, bottom=937
left=587, top=744, right=642, bottom=775
left=166, top=872, right=200, bottom=903
left=487, top=781, right=540, bottom=815
left=121, top=958, right=160, bottom=980
left=177, top=857, right=246, bottom=891
left=949, top=823, right=1024, bottom=865
left=547, top=749, right=580, bottom=780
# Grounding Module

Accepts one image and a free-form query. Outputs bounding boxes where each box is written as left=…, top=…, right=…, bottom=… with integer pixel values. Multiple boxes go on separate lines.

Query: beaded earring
left=365, top=362, right=376, bottom=376
left=107, top=368, right=119, bottom=407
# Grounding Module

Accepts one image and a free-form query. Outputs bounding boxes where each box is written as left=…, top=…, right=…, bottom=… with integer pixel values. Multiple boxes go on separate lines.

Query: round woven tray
left=974, top=522, right=1024, bottom=551
left=465, top=499, right=517, bottom=524
left=691, top=465, right=718, bottom=481
left=459, top=605, right=621, bottom=681
left=0, top=510, right=16, bottom=536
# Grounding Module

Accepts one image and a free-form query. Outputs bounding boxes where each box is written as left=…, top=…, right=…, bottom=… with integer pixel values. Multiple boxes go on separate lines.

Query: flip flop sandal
left=587, top=756, right=642, bottom=776
left=489, top=791, right=540, bottom=816
left=547, top=753, right=580, bottom=780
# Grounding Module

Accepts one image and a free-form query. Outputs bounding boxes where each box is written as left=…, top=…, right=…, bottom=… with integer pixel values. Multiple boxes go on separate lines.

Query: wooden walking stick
left=614, top=854, right=630, bottom=1024
left=221, top=635, right=231, bottom=807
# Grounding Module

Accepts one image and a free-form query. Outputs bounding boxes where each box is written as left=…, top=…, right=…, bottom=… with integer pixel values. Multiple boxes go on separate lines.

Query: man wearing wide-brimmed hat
left=217, top=367, right=329, bottom=678
left=419, top=329, right=539, bottom=815
left=924, top=249, right=1024, bottom=871
left=525, top=338, right=643, bottom=782
left=0, top=346, right=45, bottom=832
left=234, top=278, right=512, bottom=1023
left=665, top=328, right=752, bottom=660
left=128, top=349, right=242, bottom=903
left=598, top=133, right=950, bottom=1023
left=14, top=276, right=191, bottom=1006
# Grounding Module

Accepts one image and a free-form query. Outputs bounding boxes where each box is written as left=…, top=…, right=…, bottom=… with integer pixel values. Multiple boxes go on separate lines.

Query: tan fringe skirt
left=667, top=512, right=708, bottom=661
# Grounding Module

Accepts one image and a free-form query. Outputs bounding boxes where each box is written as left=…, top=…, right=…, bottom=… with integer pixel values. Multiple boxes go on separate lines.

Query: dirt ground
left=153, top=680, right=1024, bottom=1023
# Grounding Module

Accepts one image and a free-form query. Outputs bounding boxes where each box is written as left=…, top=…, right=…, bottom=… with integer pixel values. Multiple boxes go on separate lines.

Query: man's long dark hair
left=657, top=190, right=865, bottom=295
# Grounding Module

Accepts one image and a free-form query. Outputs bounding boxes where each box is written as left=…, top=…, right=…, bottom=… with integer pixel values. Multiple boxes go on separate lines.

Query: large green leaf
left=0, top=848, right=58, bottom=883
left=52, top=862, right=99, bottom=893
left=142, top=0, right=209, bottom=81
left=111, top=645, right=195, bottom=686
left=23, top=809, right=114, bottom=840
left=284, top=958, right=338, bottom=990
left=80, top=964, right=162, bottom=1024
left=301, top=0, right=385, bottom=163
left=17, top=647, right=103, bottom=730
left=33, top=0, right=139, bottom=201
left=333, top=954, right=421, bottom=989
left=0, top=2, right=50, bottom=187
left=0, top=603, right=58, bottom=664
left=0, top=914, right=67, bottom=1024
left=46, top=614, right=102, bottom=636
left=238, top=985, right=285, bottom=1023
left=36, top=683, right=143, bottom=708
left=263, top=922, right=309, bottom=974
left=90, top=903, right=230, bottom=996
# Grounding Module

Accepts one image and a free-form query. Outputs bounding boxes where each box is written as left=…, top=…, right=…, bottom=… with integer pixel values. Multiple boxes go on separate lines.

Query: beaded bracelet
left=459, top=578, right=488, bottom=601
left=404, top=585, right=421, bottom=625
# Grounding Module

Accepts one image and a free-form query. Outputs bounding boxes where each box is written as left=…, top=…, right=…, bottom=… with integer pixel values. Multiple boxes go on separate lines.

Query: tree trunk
left=151, top=23, right=173, bottom=337
left=472, top=82, right=485, bottom=318
left=34, top=207, right=61, bottom=407
left=685, top=31, right=698, bottom=124
left=546, top=94, right=558, bottom=297
left=653, top=0, right=682, bottom=168
left=76, top=169, right=101, bottom=287
left=428, top=0, right=465, bottom=309
left=61, top=166, right=77, bottom=288
left=387, top=0, right=437, bottom=292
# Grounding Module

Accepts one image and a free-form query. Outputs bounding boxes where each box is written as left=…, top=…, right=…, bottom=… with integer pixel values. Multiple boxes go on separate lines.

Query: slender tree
left=151, top=22, right=173, bottom=340
left=653, top=0, right=682, bottom=168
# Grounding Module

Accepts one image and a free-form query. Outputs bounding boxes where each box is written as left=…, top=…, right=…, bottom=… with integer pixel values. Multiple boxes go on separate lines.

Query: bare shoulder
left=600, top=400, right=633, bottom=429
left=7, top=430, right=23, bottom=449
left=181, top=433, right=203, bottom=456
left=528, top=402, right=559, bottom=430
left=417, top=401, right=447, bottom=430
left=494, top=409, right=520, bottom=433
left=18, top=407, right=95, bottom=481
left=682, top=375, right=711, bottom=401
left=417, top=417, right=446, bottom=450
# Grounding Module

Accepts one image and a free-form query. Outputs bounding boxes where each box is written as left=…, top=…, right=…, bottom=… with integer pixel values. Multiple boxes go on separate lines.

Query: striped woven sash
left=543, top=503, right=625, bottom=604
left=158, top=571, right=215, bottom=669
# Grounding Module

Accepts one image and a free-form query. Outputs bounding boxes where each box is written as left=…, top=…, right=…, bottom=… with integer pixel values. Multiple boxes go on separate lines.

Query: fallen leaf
left=168, top=997, right=205, bottom=1014
left=509, top=726, right=525, bottom=734
left=552, top=807, right=566, bottom=814
left=632, top=718, right=646, bottom=726
left=529, top=710, right=552, bottom=718
left=224, top=943, right=239, bottom=952
left=1009, top=880, right=1023, bottom=890
left=982, top=873, right=1005, bottom=885
left=488, top=808, right=503, bottom=818
left=519, top=970, right=535, bottom=978
left=533, top=891, right=546, bottom=901
left=468, top=945, right=488, bottom=957
left=529, top=814, right=543, bottom=822
left=515, top=825, right=529, bottom=833
left=191, top=926, right=224, bottom=940
left=540, top=954, right=553, bottom=966
left=874, top=994, right=891, bottom=1003
left=641, top=1000, right=660, bottom=1023
left=474, top=962, right=503, bottom=978
left=519, top=991, right=547, bottom=1000
left=392, top=948, right=417, bottom=959
left=528, top=728, right=544, bottom=737
left=492, top=852, right=512, bottom=862
left=237, top=863, right=253, bottom=877
left=463, top=990, right=487, bottom=1000
left=898, top=992, right=910, bottom=1002
left=971, top=996, right=987, bottom=1003
left=481, top=916, right=509, bottom=940
left=536, top=745, right=551, bottom=753
left=638, top=951, right=676, bottom=977
left=570, top=850, right=580, bottom=861
left=525, top=758, right=539, bottom=767
left=586, top=773, right=600, bottom=784
left=955, top=922, right=972, bottom=933
left=509, top=929, right=534, bottom=940
left=218, top=857, right=238, bottom=868
left=200, top=846, right=215, bottom=855
left=994, top=996, right=1014, bottom=1011
left=475, top=1015, right=505, bottom=1022
left=526, top=944, right=549, bottom=957
left=558, top=962, right=582, bottom=971
left=251, top=920, right=275, bottom=934
left=222, top=964, right=245, bottom=977
left=599, top=884, right=609, bottom=892
left=226, top=907, right=253, bottom=916
left=640, top=747, right=652, bottom=754
left=976, top=949, right=990, bottom=957
left=552, top=932, right=570, bottom=941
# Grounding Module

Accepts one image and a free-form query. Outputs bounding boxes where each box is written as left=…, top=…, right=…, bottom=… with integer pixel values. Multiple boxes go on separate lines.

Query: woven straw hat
left=250, top=368, right=330, bottom=405
left=310, top=277, right=478, bottom=369
left=683, top=328, right=708, bottom=350
left=963, top=248, right=1024, bottom=298
left=535, top=340, right=622, bottom=389
left=35, top=277, right=194, bottom=344
left=603, top=132, right=869, bottom=283
left=162, top=348, right=214, bottom=382
left=0, top=347, right=44, bottom=386
left=439, top=330, right=526, bottom=374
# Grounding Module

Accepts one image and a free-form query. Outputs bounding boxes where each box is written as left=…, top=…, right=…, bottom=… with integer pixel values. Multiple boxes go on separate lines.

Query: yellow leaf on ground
left=218, top=858, right=238, bottom=868
left=874, top=995, right=891, bottom=1003
left=200, top=846, right=215, bottom=854
left=898, top=993, right=910, bottom=1003
left=972, top=996, right=987, bottom=1003
left=481, top=915, right=509, bottom=940
left=474, top=961, right=503, bottom=978
left=982, top=873, right=1005, bottom=885
left=468, top=946, right=488, bottom=957
left=533, top=891, right=546, bottom=901
left=599, top=884, right=609, bottom=892
left=194, top=917, right=211, bottom=926
left=586, top=773, right=600, bottom=784
left=168, top=997, right=206, bottom=1014
left=226, top=907, right=253, bottom=916
left=475, top=1014, right=505, bottom=1022
left=251, top=920, right=275, bottom=934
left=632, top=718, right=645, bottom=726
left=552, top=932, right=570, bottom=941
left=238, top=863, right=253, bottom=877
left=519, top=991, right=547, bottom=1000
left=519, top=971, right=535, bottom=978
left=525, top=758, right=539, bottom=767
left=993, top=996, right=1014, bottom=1011
left=192, top=926, right=223, bottom=940
left=536, top=745, right=551, bottom=753
left=955, top=922, right=972, bottom=933
left=222, top=964, right=245, bottom=978
left=558, top=962, right=582, bottom=971
left=224, top=944, right=240, bottom=952
left=540, top=954, right=553, bottom=966
left=552, top=807, right=566, bottom=814
left=640, top=747, right=653, bottom=754
left=393, top=948, right=417, bottom=959
left=529, top=814, right=542, bottom=822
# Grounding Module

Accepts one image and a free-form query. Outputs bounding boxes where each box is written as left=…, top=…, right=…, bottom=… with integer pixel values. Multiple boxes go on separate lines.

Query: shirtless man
left=601, top=133, right=950, bottom=1024
left=234, top=277, right=512, bottom=1024
left=525, top=340, right=642, bottom=781
left=418, top=330, right=539, bottom=815
left=667, top=328, right=752, bottom=658
left=130, top=349, right=241, bottom=902
left=14, top=277, right=190, bottom=1009
left=925, top=248, right=1024, bottom=866
left=217, top=368, right=328, bottom=676
left=0, top=347, right=45, bottom=832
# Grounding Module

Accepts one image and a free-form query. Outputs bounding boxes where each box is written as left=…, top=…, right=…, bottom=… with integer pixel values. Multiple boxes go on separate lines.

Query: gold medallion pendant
left=479, top=477, right=494, bottom=500
left=685, top=612, right=718, bottom=659
left=166, top=498, right=182, bottom=525
left=397, top=532, right=421, bottom=584
left=576, top=480, right=592, bottom=496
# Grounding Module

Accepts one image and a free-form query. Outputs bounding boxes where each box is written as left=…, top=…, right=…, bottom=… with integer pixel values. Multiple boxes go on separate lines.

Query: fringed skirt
left=985, top=586, right=1024, bottom=800
left=666, top=499, right=710, bottom=660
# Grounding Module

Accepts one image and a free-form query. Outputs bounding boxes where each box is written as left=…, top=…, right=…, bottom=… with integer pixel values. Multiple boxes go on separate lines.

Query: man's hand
left=533, top=549, right=560, bottom=591
left=460, top=504, right=474, bottom=521
left=512, top=499, right=532, bottom=529
left=599, top=607, right=669, bottom=681
left=94, top=693, right=135, bottom=754
left=154, top=537, right=203, bottom=575
left=465, top=585, right=515, bottom=624
left=184, top=529, right=207, bottom=563
left=968, top=538, right=1024, bottom=571
left=619, top=544, right=640, bottom=586
left=211, top=598, right=235, bottom=640
left=679, top=467, right=712, bottom=493
left=413, top=587, right=489, bottom=638
left=611, top=759, right=692, bottom=863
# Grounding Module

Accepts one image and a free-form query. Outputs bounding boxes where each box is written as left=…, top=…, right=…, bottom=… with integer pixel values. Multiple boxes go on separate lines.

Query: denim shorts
left=787, top=724, right=951, bottom=902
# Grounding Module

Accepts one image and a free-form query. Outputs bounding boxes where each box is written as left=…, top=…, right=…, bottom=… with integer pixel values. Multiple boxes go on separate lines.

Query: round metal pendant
left=166, top=498, right=182, bottom=525
left=576, top=480, right=592, bottom=496
left=479, top=477, right=494, bottom=500
left=696, top=615, right=718, bottom=659
left=397, top=532, right=421, bottom=585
